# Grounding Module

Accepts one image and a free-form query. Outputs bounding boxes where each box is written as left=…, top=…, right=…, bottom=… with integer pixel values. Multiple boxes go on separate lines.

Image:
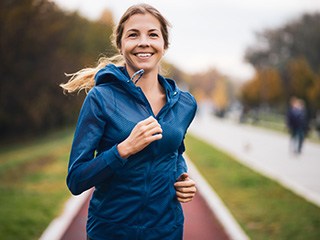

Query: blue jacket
left=67, top=64, right=197, bottom=240
left=287, top=106, right=308, bottom=133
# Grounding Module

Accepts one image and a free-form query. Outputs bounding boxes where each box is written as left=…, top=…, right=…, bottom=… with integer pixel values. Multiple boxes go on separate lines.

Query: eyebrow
left=126, top=28, right=160, bottom=33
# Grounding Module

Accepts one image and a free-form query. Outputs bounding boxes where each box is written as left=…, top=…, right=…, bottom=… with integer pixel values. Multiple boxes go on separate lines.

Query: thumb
left=177, top=173, right=189, bottom=181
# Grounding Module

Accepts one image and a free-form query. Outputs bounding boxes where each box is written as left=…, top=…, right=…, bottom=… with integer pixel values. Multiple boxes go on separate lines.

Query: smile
left=135, top=53, right=153, bottom=58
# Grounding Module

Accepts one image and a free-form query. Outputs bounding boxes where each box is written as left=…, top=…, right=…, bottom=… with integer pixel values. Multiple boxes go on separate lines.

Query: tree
left=240, top=74, right=261, bottom=108
left=260, top=68, right=284, bottom=106
left=245, top=13, right=320, bottom=73
left=286, top=58, right=319, bottom=116
left=243, top=12, right=320, bottom=117
left=0, top=0, right=115, bottom=139
left=189, top=68, right=230, bottom=115
left=240, top=68, right=284, bottom=109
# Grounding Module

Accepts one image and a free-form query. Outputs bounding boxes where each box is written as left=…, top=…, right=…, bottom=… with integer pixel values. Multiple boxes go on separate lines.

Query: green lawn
left=0, top=129, right=73, bottom=240
left=185, top=134, right=320, bottom=240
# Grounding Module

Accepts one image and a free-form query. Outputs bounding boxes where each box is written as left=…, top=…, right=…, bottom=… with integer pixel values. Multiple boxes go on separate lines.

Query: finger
left=139, top=120, right=162, bottom=135
left=176, top=191, right=196, bottom=199
left=147, top=126, right=162, bottom=136
left=145, top=133, right=163, bottom=143
left=177, top=173, right=189, bottom=181
left=174, top=180, right=196, bottom=188
left=143, top=121, right=162, bottom=135
left=136, top=118, right=156, bottom=131
left=135, top=117, right=155, bottom=130
left=140, top=116, right=157, bottom=125
left=177, top=197, right=193, bottom=203
left=142, top=128, right=162, bottom=140
left=146, top=119, right=162, bottom=130
left=175, top=186, right=197, bottom=194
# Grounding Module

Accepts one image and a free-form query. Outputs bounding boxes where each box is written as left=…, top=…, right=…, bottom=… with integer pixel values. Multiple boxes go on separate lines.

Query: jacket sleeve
left=176, top=141, right=188, bottom=180
left=67, top=89, right=128, bottom=195
left=176, top=92, right=197, bottom=180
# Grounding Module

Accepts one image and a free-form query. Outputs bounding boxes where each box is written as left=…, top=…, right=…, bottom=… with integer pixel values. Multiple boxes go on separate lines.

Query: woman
left=61, top=3, right=197, bottom=240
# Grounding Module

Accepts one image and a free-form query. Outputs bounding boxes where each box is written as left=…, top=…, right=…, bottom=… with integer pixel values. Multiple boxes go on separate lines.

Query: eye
left=128, top=33, right=138, bottom=38
left=150, top=33, right=159, bottom=38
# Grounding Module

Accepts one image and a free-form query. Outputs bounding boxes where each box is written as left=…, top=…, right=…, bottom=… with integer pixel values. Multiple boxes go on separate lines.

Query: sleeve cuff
left=102, top=145, right=128, bottom=171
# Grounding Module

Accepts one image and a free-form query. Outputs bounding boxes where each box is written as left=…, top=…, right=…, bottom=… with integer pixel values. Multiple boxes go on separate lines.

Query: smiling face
left=121, top=13, right=165, bottom=76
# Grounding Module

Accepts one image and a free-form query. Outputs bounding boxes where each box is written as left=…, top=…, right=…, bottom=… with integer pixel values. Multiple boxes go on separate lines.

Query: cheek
left=159, top=40, right=166, bottom=53
left=159, top=44, right=166, bottom=55
left=152, top=40, right=165, bottom=53
left=121, top=40, right=136, bottom=53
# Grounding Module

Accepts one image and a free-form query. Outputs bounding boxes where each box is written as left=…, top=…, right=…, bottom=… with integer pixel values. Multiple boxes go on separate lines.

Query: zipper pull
left=131, top=69, right=145, bottom=84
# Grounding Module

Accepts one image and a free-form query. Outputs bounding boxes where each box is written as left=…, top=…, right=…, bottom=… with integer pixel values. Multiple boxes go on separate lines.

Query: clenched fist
left=174, top=173, right=197, bottom=203
left=117, top=116, right=162, bottom=158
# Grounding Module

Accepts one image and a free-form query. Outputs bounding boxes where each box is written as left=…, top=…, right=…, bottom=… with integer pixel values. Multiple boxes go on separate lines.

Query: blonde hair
left=60, top=55, right=124, bottom=94
left=60, top=3, right=171, bottom=94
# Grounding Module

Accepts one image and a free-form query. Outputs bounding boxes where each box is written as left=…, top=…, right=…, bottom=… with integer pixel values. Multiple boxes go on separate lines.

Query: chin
left=136, top=63, right=159, bottom=72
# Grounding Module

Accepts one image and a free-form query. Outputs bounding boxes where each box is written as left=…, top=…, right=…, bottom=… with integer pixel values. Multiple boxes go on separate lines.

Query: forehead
left=123, top=13, right=161, bottom=32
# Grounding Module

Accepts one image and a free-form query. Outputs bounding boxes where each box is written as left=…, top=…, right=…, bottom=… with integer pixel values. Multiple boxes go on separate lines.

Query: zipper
left=126, top=69, right=176, bottom=120
left=137, top=145, right=155, bottom=226
left=135, top=86, right=174, bottom=120
left=136, top=87, right=155, bottom=117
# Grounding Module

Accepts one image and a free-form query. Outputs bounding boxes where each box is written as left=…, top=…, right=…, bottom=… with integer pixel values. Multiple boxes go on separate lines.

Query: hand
left=174, top=173, right=196, bottom=203
left=117, top=116, right=162, bottom=158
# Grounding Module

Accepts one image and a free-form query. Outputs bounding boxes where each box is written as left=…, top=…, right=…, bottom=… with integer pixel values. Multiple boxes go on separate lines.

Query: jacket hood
left=95, top=64, right=129, bottom=86
left=94, top=64, right=181, bottom=107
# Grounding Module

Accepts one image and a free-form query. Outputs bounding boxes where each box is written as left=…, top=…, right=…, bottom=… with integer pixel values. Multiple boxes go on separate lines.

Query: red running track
left=61, top=191, right=230, bottom=240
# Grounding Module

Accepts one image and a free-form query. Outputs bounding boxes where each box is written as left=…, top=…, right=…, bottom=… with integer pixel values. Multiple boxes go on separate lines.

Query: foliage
left=240, top=68, right=284, bottom=108
left=242, top=12, right=320, bottom=118
left=189, top=68, right=231, bottom=113
left=286, top=58, right=320, bottom=111
left=0, top=0, right=116, bottom=139
left=240, top=73, right=262, bottom=108
left=245, top=13, right=320, bottom=73
left=185, top=134, right=320, bottom=240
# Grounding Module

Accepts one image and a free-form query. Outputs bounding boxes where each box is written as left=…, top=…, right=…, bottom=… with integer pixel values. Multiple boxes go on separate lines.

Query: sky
left=51, top=0, right=320, bottom=81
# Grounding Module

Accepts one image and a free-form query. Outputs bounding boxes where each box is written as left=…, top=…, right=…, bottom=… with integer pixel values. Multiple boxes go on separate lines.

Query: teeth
left=136, top=53, right=152, bottom=57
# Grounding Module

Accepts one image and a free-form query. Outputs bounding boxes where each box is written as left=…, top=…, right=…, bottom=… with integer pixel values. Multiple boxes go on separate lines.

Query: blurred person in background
left=286, top=97, right=308, bottom=155
left=60, top=3, right=197, bottom=240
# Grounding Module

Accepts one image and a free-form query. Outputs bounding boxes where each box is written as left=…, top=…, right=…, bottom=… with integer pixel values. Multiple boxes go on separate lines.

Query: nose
left=138, top=35, right=150, bottom=47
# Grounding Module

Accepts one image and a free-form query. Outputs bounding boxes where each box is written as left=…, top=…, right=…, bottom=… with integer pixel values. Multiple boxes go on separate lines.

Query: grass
left=0, top=129, right=73, bottom=240
left=185, top=134, right=320, bottom=240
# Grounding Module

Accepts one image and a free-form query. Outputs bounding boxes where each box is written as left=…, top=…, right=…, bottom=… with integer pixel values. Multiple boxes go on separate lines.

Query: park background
left=1, top=0, right=320, bottom=239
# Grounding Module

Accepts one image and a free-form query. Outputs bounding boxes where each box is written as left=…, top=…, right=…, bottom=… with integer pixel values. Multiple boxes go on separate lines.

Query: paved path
left=60, top=189, right=230, bottom=240
left=189, top=114, right=320, bottom=207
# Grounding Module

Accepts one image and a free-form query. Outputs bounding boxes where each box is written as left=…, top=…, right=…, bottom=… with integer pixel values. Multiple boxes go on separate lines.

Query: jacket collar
left=94, top=64, right=181, bottom=107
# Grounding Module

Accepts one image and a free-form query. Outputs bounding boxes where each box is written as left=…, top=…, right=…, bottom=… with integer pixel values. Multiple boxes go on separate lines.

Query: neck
left=136, top=70, right=160, bottom=95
